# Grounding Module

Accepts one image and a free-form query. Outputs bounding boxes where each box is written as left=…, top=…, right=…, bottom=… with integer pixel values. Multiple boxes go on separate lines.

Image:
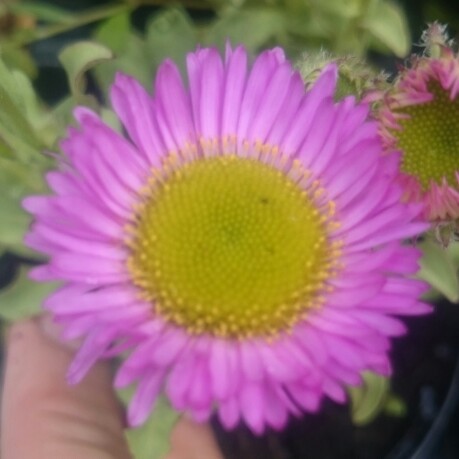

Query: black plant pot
left=212, top=303, right=459, bottom=459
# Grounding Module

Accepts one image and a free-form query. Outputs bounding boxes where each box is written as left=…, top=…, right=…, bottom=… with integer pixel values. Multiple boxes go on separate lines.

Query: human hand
left=1, top=318, right=224, bottom=459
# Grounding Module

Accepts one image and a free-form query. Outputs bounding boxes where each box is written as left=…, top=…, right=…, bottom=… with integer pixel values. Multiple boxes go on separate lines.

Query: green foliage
left=205, top=7, right=286, bottom=51
left=95, top=11, right=131, bottom=54
left=348, top=371, right=392, bottom=425
left=93, top=7, right=197, bottom=97
left=363, top=1, right=410, bottom=57
left=418, top=238, right=459, bottom=303
left=0, top=266, right=58, bottom=321
left=59, top=40, right=114, bottom=105
left=118, top=389, right=180, bottom=459
left=0, top=56, right=56, bottom=255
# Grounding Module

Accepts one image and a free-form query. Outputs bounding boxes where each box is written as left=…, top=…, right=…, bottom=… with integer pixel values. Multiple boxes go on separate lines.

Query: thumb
left=1, top=317, right=132, bottom=459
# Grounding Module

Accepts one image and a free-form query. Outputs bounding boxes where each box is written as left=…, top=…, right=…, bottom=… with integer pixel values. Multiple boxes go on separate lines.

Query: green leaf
left=0, top=266, right=57, bottom=322
left=94, top=12, right=131, bottom=54
left=92, top=33, right=152, bottom=96
left=446, top=240, right=459, bottom=266
left=145, top=7, right=197, bottom=75
left=307, top=0, right=363, bottom=19
left=0, top=139, right=14, bottom=159
left=0, top=57, right=60, bottom=158
left=384, top=394, right=407, bottom=418
left=0, top=157, right=47, bottom=254
left=10, top=69, right=59, bottom=149
left=206, top=7, right=286, bottom=52
left=348, top=371, right=390, bottom=425
left=0, top=61, right=44, bottom=156
left=58, top=41, right=114, bottom=102
left=118, top=389, right=179, bottom=459
left=0, top=202, right=30, bottom=249
left=418, top=239, right=459, bottom=303
left=0, top=156, right=48, bottom=194
left=362, top=1, right=410, bottom=57
left=0, top=46, right=38, bottom=79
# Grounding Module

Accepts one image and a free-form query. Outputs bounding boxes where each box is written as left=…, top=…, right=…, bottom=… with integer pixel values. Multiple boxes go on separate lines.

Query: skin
left=1, top=317, right=224, bottom=459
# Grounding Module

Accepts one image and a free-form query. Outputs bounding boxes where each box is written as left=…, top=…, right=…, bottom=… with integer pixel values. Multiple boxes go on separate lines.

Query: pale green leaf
left=118, top=389, right=179, bottom=459
left=308, top=0, right=363, bottom=19
left=0, top=156, right=48, bottom=193
left=362, top=1, right=410, bottom=57
left=0, top=57, right=58, bottom=157
left=100, top=108, right=122, bottom=133
left=0, top=205, right=30, bottom=248
left=146, top=7, right=197, bottom=75
left=59, top=41, right=114, bottom=101
left=418, top=239, right=459, bottom=303
left=0, top=157, right=47, bottom=252
left=446, top=240, right=459, bottom=266
left=93, top=34, right=152, bottom=96
left=0, top=66, right=43, bottom=155
left=206, top=7, right=286, bottom=52
left=0, top=191, right=30, bottom=250
left=10, top=69, right=59, bottom=148
left=348, top=371, right=390, bottom=425
left=0, top=266, right=57, bottom=322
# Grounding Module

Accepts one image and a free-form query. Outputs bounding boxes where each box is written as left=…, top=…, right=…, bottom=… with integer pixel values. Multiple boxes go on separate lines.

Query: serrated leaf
left=348, top=371, right=390, bottom=425
left=118, top=388, right=179, bottom=459
left=0, top=266, right=57, bottom=321
left=418, top=239, right=459, bottom=303
left=59, top=41, right=114, bottom=101
left=362, top=1, right=410, bottom=57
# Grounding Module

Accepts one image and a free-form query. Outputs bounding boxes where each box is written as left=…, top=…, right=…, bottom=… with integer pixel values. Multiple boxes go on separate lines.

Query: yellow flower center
left=394, top=80, right=459, bottom=190
left=127, top=154, right=339, bottom=338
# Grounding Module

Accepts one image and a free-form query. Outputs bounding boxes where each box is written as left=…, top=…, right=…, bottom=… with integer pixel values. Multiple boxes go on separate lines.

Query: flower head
left=24, top=45, right=430, bottom=434
left=377, top=23, right=459, bottom=226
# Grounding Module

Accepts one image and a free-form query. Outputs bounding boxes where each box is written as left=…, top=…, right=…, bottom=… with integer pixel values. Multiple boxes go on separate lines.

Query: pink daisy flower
left=377, top=23, right=459, bottom=225
left=24, top=45, right=430, bottom=435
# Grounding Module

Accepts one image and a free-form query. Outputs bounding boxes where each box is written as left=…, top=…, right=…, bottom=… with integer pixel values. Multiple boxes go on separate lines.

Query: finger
left=1, top=318, right=132, bottom=459
left=163, top=417, right=224, bottom=459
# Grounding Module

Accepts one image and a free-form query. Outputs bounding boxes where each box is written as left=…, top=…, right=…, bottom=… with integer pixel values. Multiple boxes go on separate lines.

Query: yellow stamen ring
left=126, top=141, right=341, bottom=339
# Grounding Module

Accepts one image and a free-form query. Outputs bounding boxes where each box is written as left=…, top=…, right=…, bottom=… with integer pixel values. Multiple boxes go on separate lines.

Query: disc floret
left=127, top=152, right=340, bottom=338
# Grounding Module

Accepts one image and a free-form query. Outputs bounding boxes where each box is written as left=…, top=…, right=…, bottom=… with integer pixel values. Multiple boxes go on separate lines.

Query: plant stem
left=11, top=3, right=131, bottom=47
